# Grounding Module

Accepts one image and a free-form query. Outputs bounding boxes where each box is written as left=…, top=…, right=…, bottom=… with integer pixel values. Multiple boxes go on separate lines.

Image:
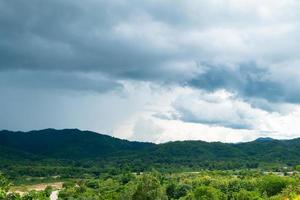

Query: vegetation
left=1, top=171, right=300, bottom=199
left=1, top=129, right=300, bottom=199
left=1, top=129, right=300, bottom=180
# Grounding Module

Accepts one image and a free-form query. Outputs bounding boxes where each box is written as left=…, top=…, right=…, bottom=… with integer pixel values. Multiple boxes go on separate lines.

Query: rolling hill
left=0, top=129, right=154, bottom=158
left=0, top=129, right=300, bottom=177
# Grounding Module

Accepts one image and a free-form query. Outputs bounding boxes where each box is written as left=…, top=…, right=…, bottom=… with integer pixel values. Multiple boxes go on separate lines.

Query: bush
left=259, top=175, right=291, bottom=196
left=191, top=185, right=225, bottom=200
left=232, top=189, right=262, bottom=200
left=0, top=173, right=10, bottom=199
left=85, top=180, right=99, bottom=189
left=132, top=173, right=167, bottom=200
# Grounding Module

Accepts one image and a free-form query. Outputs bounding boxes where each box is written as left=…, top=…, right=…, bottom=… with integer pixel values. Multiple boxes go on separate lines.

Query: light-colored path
left=50, top=190, right=59, bottom=200
left=10, top=182, right=62, bottom=199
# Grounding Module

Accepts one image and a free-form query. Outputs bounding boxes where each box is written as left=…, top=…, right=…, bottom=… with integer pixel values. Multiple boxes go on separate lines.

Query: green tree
left=175, top=184, right=191, bottom=199
left=280, top=184, right=300, bottom=200
left=22, top=191, right=49, bottom=200
left=85, top=180, right=99, bottom=189
left=232, top=189, right=262, bottom=200
left=191, top=185, right=225, bottom=200
left=120, top=172, right=135, bottom=185
left=6, top=193, right=21, bottom=200
left=167, top=184, right=191, bottom=199
left=295, top=165, right=300, bottom=172
left=0, top=173, right=10, bottom=199
left=259, top=175, right=290, bottom=196
left=166, top=183, right=176, bottom=199
left=132, top=173, right=167, bottom=200
left=44, top=186, right=53, bottom=197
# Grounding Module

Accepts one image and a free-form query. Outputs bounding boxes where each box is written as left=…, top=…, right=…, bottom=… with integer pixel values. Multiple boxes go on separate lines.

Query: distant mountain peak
left=255, top=137, right=274, bottom=142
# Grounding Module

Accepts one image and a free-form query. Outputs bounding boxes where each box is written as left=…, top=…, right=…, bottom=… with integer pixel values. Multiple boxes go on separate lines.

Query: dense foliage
left=1, top=129, right=300, bottom=200
left=1, top=129, right=300, bottom=180
left=1, top=171, right=300, bottom=200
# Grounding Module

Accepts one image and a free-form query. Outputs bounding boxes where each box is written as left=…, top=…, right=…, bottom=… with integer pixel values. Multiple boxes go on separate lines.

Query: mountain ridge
left=0, top=128, right=155, bottom=159
left=2, top=128, right=297, bottom=144
left=1, top=128, right=300, bottom=174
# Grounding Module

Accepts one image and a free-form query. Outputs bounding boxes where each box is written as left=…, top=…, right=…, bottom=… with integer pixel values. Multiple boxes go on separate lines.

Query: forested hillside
left=0, top=129, right=300, bottom=178
left=0, top=129, right=154, bottom=158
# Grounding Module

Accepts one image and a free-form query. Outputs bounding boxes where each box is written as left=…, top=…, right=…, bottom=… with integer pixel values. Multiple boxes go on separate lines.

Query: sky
left=1, top=0, right=300, bottom=143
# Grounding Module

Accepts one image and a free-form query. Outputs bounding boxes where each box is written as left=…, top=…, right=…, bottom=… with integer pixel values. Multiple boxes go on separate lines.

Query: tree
left=191, top=185, right=225, bottom=200
left=281, top=184, right=300, bottom=200
left=5, top=193, right=21, bottom=200
left=295, top=165, right=300, bottom=172
left=166, top=183, right=191, bottom=199
left=232, top=189, right=262, bottom=200
left=166, top=183, right=176, bottom=199
left=259, top=175, right=290, bottom=196
left=0, top=173, right=10, bottom=199
left=44, top=186, right=53, bottom=197
left=120, top=172, right=135, bottom=185
left=132, top=173, right=167, bottom=200
left=22, top=191, right=49, bottom=200
left=85, top=180, right=99, bottom=189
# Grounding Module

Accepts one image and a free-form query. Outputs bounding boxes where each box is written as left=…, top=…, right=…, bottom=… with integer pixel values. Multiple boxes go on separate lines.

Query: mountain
left=1, top=129, right=300, bottom=177
left=0, top=129, right=154, bottom=158
left=255, top=137, right=274, bottom=142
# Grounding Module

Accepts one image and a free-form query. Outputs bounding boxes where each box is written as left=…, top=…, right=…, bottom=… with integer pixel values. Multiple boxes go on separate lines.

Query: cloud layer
left=1, top=0, right=300, bottom=142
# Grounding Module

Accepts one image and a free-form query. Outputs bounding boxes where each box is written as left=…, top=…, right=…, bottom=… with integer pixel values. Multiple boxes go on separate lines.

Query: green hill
left=0, top=129, right=300, bottom=178
left=0, top=129, right=154, bottom=158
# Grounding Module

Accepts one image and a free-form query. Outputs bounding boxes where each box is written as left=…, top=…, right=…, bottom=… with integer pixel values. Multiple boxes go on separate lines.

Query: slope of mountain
left=0, top=129, right=154, bottom=158
left=255, top=137, right=274, bottom=142
left=0, top=129, right=300, bottom=174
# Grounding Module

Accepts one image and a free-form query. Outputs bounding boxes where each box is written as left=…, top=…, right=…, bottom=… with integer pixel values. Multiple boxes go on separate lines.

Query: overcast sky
left=1, top=0, right=300, bottom=143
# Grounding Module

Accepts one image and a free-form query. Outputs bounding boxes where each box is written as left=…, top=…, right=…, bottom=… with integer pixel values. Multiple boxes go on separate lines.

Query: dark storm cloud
left=189, top=62, right=300, bottom=105
left=0, top=0, right=173, bottom=76
left=0, top=70, right=122, bottom=93
left=1, top=0, right=300, bottom=103
left=2, top=0, right=300, bottom=137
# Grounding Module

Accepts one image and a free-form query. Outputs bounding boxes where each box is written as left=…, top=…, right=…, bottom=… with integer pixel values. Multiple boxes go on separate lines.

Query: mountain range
left=0, top=129, right=300, bottom=176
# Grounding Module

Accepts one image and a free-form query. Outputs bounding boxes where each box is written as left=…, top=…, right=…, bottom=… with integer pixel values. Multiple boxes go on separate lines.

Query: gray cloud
left=2, top=0, right=300, bottom=136
left=0, top=0, right=178, bottom=76
left=175, top=107, right=253, bottom=130
left=189, top=62, right=300, bottom=105
left=131, top=118, right=164, bottom=142
left=1, top=0, right=300, bottom=101
left=0, top=70, right=122, bottom=93
left=155, top=90, right=264, bottom=130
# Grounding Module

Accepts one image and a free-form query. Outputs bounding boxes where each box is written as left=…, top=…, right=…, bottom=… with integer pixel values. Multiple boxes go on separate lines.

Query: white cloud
left=114, top=86, right=300, bottom=143
left=2, top=0, right=300, bottom=142
left=170, top=90, right=263, bottom=129
left=130, top=118, right=164, bottom=142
